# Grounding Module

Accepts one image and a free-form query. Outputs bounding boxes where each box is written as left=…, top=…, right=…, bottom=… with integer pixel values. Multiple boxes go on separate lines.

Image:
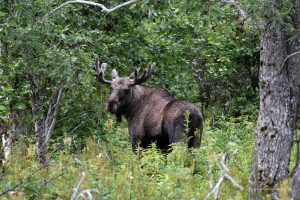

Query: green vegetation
left=1, top=115, right=255, bottom=199
left=6, top=0, right=300, bottom=199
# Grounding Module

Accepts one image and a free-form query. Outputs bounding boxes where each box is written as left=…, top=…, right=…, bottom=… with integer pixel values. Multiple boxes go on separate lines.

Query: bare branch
left=71, top=158, right=87, bottom=200
left=221, top=0, right=248, bottom=19
left=221, top=0, right=261, bottom=29
left=280, top=51, right=300, bottom=74
left=71, top=158, right=99, bottom=200
left=77, top=189, right=99, bottom=199
left=42, top=0, right=140, bottom=20
left=45, top=82, right=64, bottom=143
left=205, top=144, right=243, bottom=200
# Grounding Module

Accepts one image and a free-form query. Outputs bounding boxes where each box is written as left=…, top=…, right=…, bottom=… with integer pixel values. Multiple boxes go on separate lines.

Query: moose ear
left=112, top=69, right=119, bottom=80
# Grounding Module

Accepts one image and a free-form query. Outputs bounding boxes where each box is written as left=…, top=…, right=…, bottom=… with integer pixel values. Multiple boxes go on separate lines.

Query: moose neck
left=122, top=85, right=149, bottom=120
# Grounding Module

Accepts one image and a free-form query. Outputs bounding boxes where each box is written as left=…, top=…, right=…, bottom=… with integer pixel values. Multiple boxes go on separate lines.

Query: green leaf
left=0, top=105, right=6, bottom=111
left=16, top=103, right=26, bottom=110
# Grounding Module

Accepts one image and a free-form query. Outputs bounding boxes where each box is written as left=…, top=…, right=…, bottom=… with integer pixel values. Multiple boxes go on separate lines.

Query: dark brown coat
left=95, top=61, right=203, bottom=151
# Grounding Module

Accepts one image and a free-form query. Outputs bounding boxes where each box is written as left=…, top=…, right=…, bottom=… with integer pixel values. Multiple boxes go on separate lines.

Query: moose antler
left=131, top=63, right=155, bottom=85
left=94, top=59, right=112, bottom=84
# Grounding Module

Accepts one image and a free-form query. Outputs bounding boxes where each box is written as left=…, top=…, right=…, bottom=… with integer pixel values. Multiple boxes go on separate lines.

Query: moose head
left=94, top=59, right=155, bottom=121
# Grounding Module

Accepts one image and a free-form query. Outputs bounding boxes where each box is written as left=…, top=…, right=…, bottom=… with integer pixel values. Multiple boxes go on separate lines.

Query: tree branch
left=45, top=82, right=64, bottom=143
left=221, top=0, right=261, bottom=29
left=280, top=51, right=300, bottom=74
left=221, top=0, right=248, bottom=20
left=42, top=0, right=140, bottom=20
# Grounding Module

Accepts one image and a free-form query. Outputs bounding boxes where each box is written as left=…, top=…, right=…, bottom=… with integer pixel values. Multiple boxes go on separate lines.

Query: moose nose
left=107, top=101, right=118, bottom=113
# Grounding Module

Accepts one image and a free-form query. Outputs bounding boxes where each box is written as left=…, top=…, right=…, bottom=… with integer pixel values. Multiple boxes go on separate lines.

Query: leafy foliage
left=0, top=0, right=269, bottom=198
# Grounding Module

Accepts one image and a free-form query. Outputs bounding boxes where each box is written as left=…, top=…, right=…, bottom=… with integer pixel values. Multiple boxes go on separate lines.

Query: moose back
left=95, top=61, right=203, bottom=151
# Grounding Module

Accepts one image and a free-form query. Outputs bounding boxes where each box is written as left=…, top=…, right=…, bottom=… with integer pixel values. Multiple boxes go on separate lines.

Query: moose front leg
left=131, top=140, right=139, bottom=151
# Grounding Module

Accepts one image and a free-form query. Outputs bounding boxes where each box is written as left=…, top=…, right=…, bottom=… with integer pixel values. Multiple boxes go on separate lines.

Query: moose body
left=95, top=61, right=203, bottom=151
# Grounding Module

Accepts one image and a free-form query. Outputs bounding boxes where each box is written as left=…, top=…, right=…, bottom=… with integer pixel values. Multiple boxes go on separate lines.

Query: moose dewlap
left=95, top=60, right=203, bottom=151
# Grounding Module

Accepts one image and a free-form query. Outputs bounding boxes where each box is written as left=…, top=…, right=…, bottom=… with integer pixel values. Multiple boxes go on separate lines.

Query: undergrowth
left=0, top=116, right=255, bottom=199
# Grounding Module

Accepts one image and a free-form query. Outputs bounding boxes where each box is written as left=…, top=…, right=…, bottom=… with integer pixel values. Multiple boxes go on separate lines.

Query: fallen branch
left=205, top=143, right=244, bottom=200
left=71, top=158, right=99, bottom=200
left=42, top=0, right=140, bottom=20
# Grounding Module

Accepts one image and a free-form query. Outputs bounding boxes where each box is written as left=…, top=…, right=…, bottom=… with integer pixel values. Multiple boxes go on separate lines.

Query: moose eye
left=109, top=87, right=113, bottom=92
left=124, top=89, right=130, bottom=95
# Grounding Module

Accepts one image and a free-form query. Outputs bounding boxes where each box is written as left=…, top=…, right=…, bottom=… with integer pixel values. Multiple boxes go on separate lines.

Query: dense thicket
left=3, top=0, right=299, bottom=199
left=0, top=0, right=259, bottom=137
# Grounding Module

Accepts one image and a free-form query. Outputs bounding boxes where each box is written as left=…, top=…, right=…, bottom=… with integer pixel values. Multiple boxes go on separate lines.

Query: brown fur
left=96, top=64, right=203, bottom=151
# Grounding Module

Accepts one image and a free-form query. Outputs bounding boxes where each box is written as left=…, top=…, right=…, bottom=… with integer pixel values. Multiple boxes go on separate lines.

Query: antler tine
left=133, top=63, right=155, bottom=85
left=94, top=60, right=112, bottom=84
left=128, top=67, right=140, bottom=80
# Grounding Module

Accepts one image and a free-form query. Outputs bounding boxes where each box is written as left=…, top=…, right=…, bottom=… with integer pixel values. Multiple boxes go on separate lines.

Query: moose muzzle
left=107, top=100, right=119, bottom=113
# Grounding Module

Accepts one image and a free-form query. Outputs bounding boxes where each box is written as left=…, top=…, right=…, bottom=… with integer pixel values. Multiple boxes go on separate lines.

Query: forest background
left=0, top=0, right=299, bottom=199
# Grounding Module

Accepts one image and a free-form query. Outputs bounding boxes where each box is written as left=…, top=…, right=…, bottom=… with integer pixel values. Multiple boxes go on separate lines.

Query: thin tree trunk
left=45, top=85, right=64, bottom=143
left=28, top=74, right=64, bottom=166
left=249, top=11, right=293, bottom=199
left=29, top=74, right=48, bottom=166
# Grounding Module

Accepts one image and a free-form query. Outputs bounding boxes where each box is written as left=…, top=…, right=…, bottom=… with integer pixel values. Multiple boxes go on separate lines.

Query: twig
left=56, top=108, right=96, bottom=123
left=39, top=171, right=66, bottom=191
left=280, top=51, right=300, bottom=74
left=42, top=0, right=140, bottom=21
left=0, top=165, right=47, bottom=195
left=24, top=186, right=38, bottom=194
left=68, top=110, right=96, bottom=135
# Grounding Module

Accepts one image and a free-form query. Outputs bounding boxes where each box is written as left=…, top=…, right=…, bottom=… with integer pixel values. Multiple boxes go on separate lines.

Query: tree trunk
left=288, top=0, right=300, bottom=131
left=289, top=0, right=300, bottom=190
left=28, top=74, right=64, bottom=166
left=29, top=77, right=48, bottom=166
left=249, top=10, right=293, bottom=199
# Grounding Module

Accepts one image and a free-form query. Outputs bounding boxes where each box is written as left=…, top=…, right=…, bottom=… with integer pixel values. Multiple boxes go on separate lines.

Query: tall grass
left=0, top=116, right=255, bottom=199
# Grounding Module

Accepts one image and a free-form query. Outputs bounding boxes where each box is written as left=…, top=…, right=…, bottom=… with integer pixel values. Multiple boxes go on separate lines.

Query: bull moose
left=95, top=60, right=203, bottom=151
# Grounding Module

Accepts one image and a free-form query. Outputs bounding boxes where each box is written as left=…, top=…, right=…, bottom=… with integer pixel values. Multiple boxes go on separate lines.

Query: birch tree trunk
left=249, top=2, right=293, bottom=198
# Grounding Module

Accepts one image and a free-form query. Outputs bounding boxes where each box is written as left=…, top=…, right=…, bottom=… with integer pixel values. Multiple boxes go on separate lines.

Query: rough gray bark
left=28, top=74, right=47, bottom=166
left=290, top=1, right=300, bottom=196
left=249, top=2, right=293, bottom=197
left=288, top=0, right=300, bottom=131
